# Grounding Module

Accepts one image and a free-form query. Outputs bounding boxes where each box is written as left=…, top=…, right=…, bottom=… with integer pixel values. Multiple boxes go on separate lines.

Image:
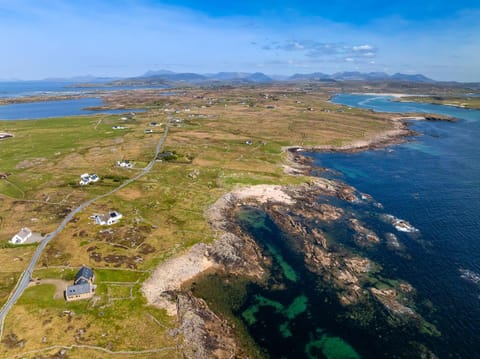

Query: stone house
left=65, top=266, right=95, bottom=301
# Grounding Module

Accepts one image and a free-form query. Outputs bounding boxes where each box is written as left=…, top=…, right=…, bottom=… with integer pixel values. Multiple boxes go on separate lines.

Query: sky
left=0, top=0, right=479, bottom=81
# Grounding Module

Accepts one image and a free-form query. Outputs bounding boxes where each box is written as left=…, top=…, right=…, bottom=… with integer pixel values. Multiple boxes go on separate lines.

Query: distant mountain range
left=115, top=71, right=277, bottom=84
left=286, top=71, right=433, bottom=83
left=22, top=70, right=472, bottom=86
left=109, top=70, right=436, bottom=85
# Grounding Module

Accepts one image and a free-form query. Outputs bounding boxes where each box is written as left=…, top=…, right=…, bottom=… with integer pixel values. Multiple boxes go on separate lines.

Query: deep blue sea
left=311, top=94, right=480, bottom=357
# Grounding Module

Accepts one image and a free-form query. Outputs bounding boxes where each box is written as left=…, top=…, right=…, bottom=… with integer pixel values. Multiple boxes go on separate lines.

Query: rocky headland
left=141, top=113, right=447, bottom=358
left=142, top=177, right=438, bottom=357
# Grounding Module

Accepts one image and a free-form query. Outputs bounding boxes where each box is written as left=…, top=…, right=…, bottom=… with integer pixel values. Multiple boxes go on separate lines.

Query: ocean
left=0, top=81, right=166, bottom=119
left=191, top=94, right=480, bottom=358
left=0, top=98, right=141, bottom=120
left=313, top=94, right=480, bottom=357
left=0, top=80, right=166, bottom=98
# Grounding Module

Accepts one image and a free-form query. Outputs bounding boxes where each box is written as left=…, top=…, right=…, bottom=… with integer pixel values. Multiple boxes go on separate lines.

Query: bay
left=0, top=98, right=141, bottom=120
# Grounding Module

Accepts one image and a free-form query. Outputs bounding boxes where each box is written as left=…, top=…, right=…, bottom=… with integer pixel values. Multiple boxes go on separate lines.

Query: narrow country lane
left=0, top=118, right=172, bottom=337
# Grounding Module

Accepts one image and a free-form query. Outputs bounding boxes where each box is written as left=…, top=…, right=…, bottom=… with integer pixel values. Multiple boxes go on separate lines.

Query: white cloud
left=290, top=42, right=305, bottom=50
left=353, top=44, right=374, bottom=51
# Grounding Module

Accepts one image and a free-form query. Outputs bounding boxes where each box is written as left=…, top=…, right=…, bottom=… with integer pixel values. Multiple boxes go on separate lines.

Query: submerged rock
left=459, top=269, right=480, bottom=286
left=381, top=214, right=419, bottom=233
left=385, top=232, right=402, bottom=250
left=370, top=287, right=417, bottom=318
left=348, top=218, right=381, bottom=246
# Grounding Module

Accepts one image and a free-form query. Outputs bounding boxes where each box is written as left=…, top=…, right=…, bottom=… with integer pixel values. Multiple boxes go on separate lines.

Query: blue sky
left=0, top=0, right=479, bottom=81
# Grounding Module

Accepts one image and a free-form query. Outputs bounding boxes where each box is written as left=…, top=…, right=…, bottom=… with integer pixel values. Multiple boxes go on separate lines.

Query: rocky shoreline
left=142, top=181, right=438, bottom=357
left=142, top=186, right=285, bottom=358
left=284, top=114, right=455, bottom=155
left=141, top=114, right=446, bottom=358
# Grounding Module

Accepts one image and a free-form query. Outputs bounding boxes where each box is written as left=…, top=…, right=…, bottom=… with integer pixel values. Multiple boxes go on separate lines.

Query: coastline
left=140, top=113, right=450, bottom=357
left=284, top=114, right=454, bottom=154
left=142, top=185, right=294, bottom=358
left=0, top=94, right=87, bottom=105
left=142, top=184, right=294, bottom=316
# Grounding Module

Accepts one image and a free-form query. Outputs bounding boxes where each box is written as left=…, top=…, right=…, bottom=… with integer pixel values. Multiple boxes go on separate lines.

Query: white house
left=89, top=174, right=99, bottom=182
left=79, top=173, right=100, bottom=186
left=94, top=211, right=123, bottom=226
left=117, top=160, right=133, bottom=168
left=11, top=227, right=32, bottom=244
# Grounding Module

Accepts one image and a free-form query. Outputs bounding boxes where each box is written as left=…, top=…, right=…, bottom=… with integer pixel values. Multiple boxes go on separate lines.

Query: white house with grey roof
left=93, top=211, right=123, bottom=226
left=65, top=266, right=95, bottom=301
left=10, top=227, right=32, bottom=244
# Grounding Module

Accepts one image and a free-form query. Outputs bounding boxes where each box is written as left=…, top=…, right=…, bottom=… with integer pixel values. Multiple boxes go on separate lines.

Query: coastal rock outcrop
left=144, top=177, right=437, bottom=357
left=175, top=292, right=240, bottom=359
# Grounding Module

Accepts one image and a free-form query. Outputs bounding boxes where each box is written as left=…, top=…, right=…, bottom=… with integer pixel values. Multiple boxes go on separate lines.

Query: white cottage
left=79, top=173, right=100, bottom=186
left=94, top=211, right=123, bottom=226
left=117, top=160, right=133, bottom=168
left=11, top=227, right=32, bottom=244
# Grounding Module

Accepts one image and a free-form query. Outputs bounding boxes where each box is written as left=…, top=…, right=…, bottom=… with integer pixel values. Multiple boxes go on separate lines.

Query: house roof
left=95, top=211, right=122, bottom=224
left=15, top=227, right=32, bottom=240
left=66, top=283, right=92, bottom=297
left=96, top=214, right=110, bottom=223
left=109, top=211, right=121, bottom=219
left=74, top=266, right=94, bottom=284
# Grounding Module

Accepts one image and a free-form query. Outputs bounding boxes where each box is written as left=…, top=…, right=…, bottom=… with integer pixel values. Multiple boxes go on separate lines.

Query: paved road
left=0, top=119, right=172, bottom=337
